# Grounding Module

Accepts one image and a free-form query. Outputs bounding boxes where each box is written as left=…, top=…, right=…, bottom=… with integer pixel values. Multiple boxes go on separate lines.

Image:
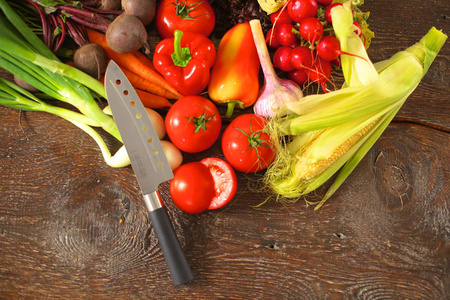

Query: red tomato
left=222, top=114, right=276, bottom=173
left=165, top=96, right=221, bottom=153
left=170, top=162, right=215, bottom=214
left=155, top=0, right=216, bottom=39
left=200, top=157, right=238, bottom=210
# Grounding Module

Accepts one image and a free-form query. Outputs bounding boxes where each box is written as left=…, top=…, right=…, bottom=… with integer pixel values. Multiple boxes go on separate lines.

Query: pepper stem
left=171, top=30, right=192, bottom=67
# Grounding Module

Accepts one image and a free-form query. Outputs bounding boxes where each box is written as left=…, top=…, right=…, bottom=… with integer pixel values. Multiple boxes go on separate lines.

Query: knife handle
left=145, top=192, right=193, bottom=286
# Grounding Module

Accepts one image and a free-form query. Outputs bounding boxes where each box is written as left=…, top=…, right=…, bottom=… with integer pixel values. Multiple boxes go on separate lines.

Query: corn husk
left=263, top=1, right=447, bottom=209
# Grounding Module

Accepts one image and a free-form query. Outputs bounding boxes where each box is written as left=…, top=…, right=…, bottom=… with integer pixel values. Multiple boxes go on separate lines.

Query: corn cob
left=263, top=1, right=447, bottom=209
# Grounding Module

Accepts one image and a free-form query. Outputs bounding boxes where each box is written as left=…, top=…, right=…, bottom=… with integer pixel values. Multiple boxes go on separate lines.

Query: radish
left=316, top=35, right=368, bottom=62
left=289, top=45, right=313, bottom=69
left=324, top=3, right=342, bottom=24
left=305, top=56, right=331, bottom=92
left=273, top=46, right=295, bottom=72
left=299, top=17, right=323, bottom=43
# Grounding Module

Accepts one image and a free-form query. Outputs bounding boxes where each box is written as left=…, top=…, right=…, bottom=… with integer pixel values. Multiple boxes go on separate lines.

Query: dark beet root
left=121, top=0, right=156, bottom=26
left=100, top=0, right=121, bottom=10
left=106, top=14, right=150, bottom=54
left=74, top=43, right=108, bottom=79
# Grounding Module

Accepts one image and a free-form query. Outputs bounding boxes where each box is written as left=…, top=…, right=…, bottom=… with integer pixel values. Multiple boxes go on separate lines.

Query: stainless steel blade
left=104, top=60, right=193, bottom=285
left=104, top=60, right=173, bottom=195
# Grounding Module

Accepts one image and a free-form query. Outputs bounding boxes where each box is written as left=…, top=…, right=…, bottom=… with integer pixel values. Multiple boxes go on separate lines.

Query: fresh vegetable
left=161, top=140, right=183, bottom=171
left=222, top=114, right=276, bottom=173
left=153, top=30, right=216, bottom=96
left=106, top=14, right=151, bottom=54
left=6, top=0, right=121, bottom=53
left=86, top=28, right=183, bottom=99
left=170, top=162, right=215, bottom=214
left=250, top=19, right=303, bottom=118
left=135, top=89, right=172, bottom=109
left=0, top=0, right=128, bottom=167
left=200, top=157, right=237, bottom=210
left=165, top=96, right=222, bottom=153
left=208, top=22, right=260, bottom=118
left=73, top=43, right=108, bottom=79
left=144, top=107, right=166, bottom=139
left=257, top=0, right=288, bottom=14
left=155, top=0, right=216, bottom=39
left=287, top=0, right=318, bottom=23
left=122, top=0, right=157, bottom=26
left=299, top=17, right=323, bottom=42
left=118, top=66, right=181, bottom=100
left=273, top=46, right=295, bottom=72
left=263, top=2, right=447, bottom=209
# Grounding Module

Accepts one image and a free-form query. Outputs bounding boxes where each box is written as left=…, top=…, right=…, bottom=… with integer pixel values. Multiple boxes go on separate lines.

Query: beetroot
left=99, top=0, right=121, bottom=10
left=74, top=43, right=108, bottom=79
left=121, top=0, right=157, bottom=26
left=106, top=14, right=151, bottom=54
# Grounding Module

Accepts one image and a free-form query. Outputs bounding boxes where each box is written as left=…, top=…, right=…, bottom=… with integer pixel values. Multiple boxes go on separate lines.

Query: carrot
left=135, top=89, right=172, bottom=109
left=86, top=28, right=183, bottom=99
left=121, top=66, right=182, bottom=99
left=133, top=50, right=156, bottom=71
left=99, top=76, right=172, bottom=108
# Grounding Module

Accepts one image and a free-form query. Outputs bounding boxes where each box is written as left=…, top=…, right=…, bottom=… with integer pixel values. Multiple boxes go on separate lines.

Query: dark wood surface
left=1, top=0, right=449, bottom=299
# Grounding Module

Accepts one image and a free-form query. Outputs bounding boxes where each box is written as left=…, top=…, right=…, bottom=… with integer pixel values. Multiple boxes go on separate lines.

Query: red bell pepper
left=207, top=22, right=260, bottom=118
left=153, top=30, right=216, bottom=96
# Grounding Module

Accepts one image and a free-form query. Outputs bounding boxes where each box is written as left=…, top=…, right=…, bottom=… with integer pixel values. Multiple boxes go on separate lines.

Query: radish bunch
left=265, top=0, right=369, bottom=92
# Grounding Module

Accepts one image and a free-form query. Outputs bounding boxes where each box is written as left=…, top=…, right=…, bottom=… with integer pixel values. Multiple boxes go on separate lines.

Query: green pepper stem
left=171, top=30, right=192, bottom=67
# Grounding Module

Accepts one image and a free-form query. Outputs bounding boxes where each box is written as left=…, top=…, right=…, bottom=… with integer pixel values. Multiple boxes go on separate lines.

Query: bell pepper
left=207, top=22, right=260, bottom=118
left=153, top=30, right=216, bottom=96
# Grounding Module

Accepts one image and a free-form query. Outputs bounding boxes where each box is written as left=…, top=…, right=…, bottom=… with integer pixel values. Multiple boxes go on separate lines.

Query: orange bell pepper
left=208, top=22, right=260, bottom=118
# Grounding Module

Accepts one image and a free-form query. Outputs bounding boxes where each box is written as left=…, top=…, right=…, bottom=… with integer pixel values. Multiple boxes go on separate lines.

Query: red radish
left=273, top=46, right=295, bottom=72
left=270, top=8, right=293, bottom=25
left=299, top=17, right=323, bottom=42
left=265, top=28, right=281, bottom=49
left=305, top=56, right=331, bottom=91
left=287, top=0, right=318, bottom=23
left=275, top=23, right=298, bottom=47
left=324, top=3, right=342, bottom=24
left=288, top=69, right=308, bottom=86
left=289, top=45, right=313, bottom=69
left=317, top=35, right=369, bottom=62
left=315, top=0, right=333, bottom=6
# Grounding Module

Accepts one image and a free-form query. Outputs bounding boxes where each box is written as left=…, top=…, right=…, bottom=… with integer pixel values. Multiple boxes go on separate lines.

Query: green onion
left=263, top=1, right=447, bottom=209
left=0, top=0, right=128, bottom=167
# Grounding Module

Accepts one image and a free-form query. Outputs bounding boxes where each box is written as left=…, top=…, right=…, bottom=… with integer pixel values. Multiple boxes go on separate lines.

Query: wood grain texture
left=0, top=0, right=449, bottom=299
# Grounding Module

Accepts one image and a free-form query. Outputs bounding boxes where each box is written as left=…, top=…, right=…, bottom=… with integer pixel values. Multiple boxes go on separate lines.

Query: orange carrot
left=133, top=50, right=156, bottom=71
left=86, top=28, right=183, bottom=99
left=135, top=89, right=172, bottom=109
left=121, top=67, right=182, bottom=100
left=99, top=76, right=172, bottom=108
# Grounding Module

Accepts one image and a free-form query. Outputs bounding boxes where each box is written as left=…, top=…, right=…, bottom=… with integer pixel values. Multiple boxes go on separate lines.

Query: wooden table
left=1, top=0, right=449, bottom=298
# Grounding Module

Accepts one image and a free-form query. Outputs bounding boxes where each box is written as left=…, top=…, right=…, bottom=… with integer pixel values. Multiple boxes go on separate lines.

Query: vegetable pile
left=0, top=0, right=447, bottom=213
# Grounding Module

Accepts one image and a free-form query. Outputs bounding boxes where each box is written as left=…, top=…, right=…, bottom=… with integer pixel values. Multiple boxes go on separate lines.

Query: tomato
left=222, top=114, right=276, bottom=173
left=155, top=0, right=216, bottom=39
left=170, top=162, right=215, bottom=214
left=200, top=157, right=237, bottom=210
left=165, top=96, right=221, bottom=153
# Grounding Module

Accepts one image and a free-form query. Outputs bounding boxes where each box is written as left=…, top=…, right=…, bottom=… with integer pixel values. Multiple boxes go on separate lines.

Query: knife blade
left=104, top=60, right=193, bottom=286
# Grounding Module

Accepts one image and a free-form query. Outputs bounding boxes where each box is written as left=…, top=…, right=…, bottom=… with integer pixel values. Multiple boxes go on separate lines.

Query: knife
left=104, top=60, right=193, bottom=286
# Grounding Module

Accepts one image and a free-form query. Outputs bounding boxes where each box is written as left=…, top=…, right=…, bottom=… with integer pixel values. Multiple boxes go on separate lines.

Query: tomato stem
left=173, top=0, right=206, bottom=20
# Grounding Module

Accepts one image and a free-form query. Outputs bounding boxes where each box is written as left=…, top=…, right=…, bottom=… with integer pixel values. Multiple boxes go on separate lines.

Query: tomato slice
left=200, top=157, right=238, bottom=210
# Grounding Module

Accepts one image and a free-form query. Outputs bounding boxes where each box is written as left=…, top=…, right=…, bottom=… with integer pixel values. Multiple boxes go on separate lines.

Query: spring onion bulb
left=263, top=1, right=447, bottom=209
left=250, top=19, right=303, bottom=118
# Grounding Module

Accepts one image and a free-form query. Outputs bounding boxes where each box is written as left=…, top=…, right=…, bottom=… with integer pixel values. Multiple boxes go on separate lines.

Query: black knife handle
left=148, top=206, right=193, bottom=285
